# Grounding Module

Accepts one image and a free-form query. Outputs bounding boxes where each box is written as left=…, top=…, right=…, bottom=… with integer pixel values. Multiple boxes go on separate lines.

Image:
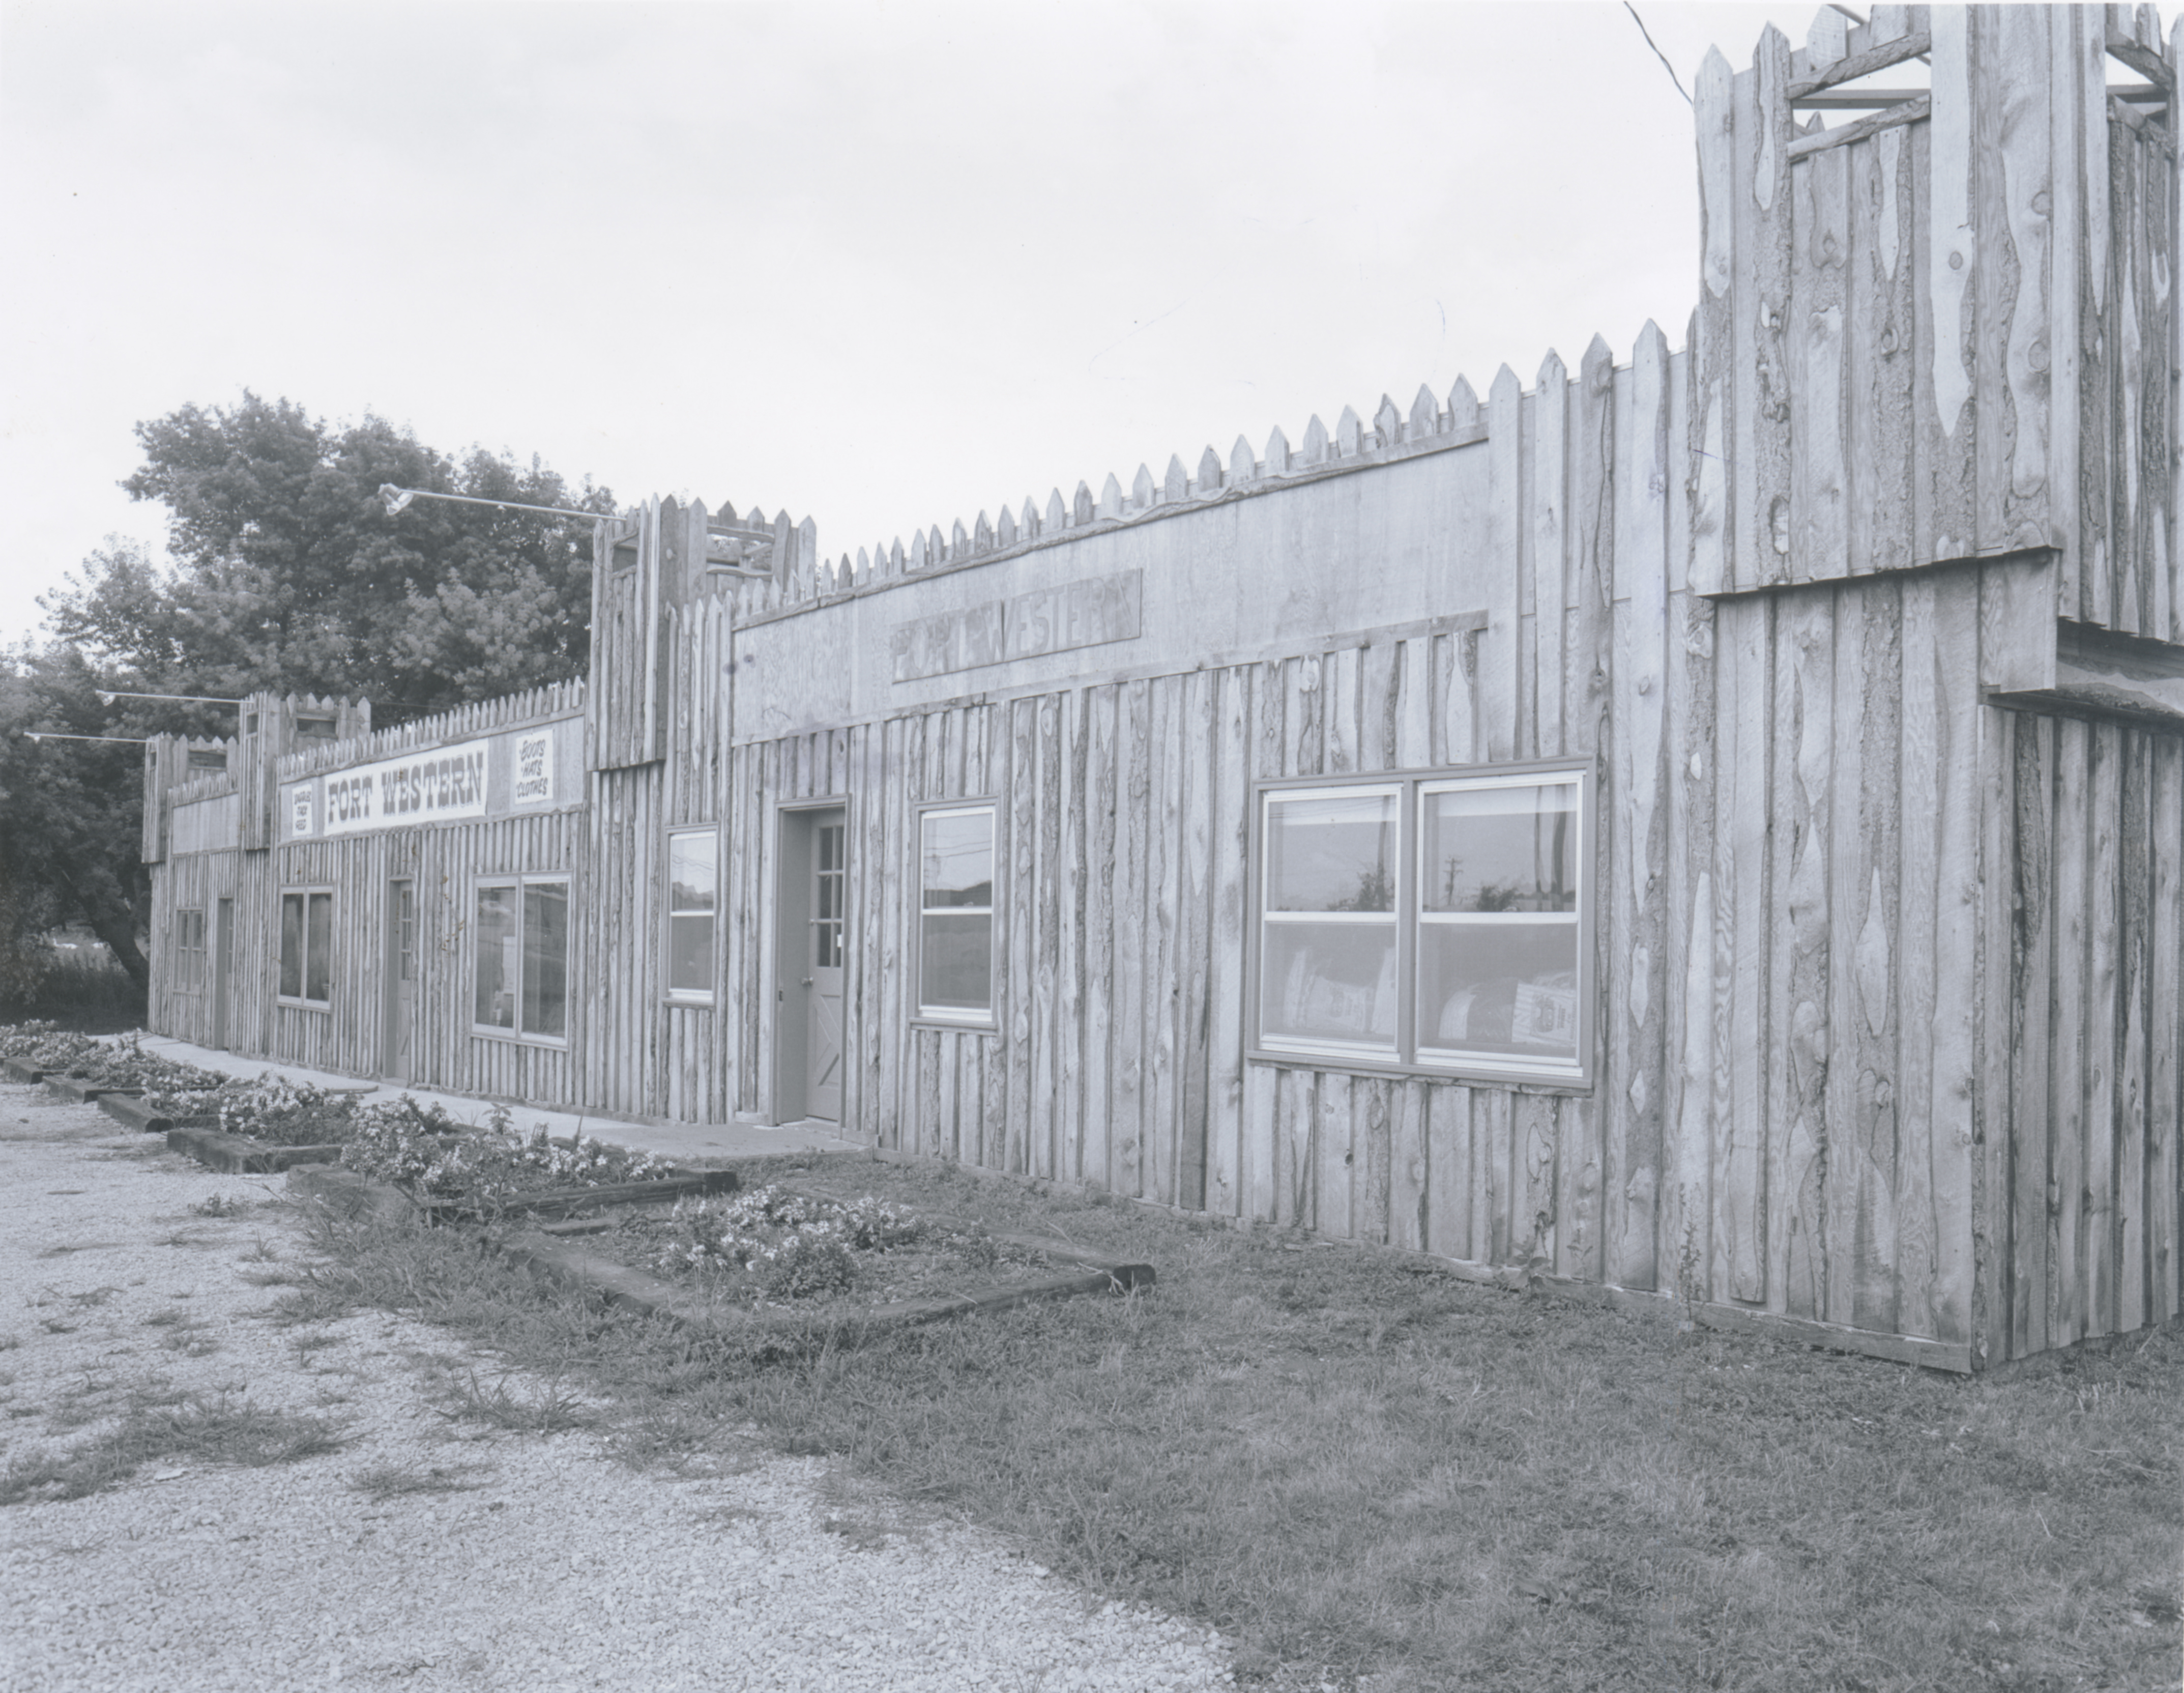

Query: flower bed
left=0, top=1024, right=224, bottom=1092
left=140, top=1072, right=373, bottom=1146
left=340, top=1105, right=678, bottom=1213
left=588, top=1183, right=1082, bottom=1311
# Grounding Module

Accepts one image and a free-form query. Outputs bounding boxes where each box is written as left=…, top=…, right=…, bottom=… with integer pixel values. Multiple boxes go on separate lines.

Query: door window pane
left=397, top=885, right=416, bottom=982
left=814, top=823, right=845, bottom=969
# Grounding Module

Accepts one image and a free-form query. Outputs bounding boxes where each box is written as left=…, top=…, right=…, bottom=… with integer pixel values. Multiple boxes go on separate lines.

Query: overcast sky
left=1, top=0, right=1826, bottom=649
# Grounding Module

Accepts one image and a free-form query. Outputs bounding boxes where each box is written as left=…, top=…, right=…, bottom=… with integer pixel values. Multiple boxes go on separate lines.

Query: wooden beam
left=2109, top=94, right=2173, bottom=144
left=1788, top=97, right=1931, bottom=160
left=1790, top=89, right=1931, bottom=108
left=1788, top=30, right=1933, bottom=99
left=2106, top=30, right=2175, bottom=92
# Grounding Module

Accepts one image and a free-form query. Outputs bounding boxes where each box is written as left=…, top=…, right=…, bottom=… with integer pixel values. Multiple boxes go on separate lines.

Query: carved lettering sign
left=284, top=738, right=492, bottom=839
left=890, top=571, right=1143, bottom=683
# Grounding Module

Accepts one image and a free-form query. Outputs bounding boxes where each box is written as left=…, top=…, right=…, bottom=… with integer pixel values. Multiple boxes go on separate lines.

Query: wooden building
left=146, top=5, right=2183, bottom=1372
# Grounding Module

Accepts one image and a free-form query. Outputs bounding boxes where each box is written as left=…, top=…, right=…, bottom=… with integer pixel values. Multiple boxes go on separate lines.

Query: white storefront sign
left=288, top=738, right=492, bottom=838
left=511, top=730, right=554, bottom=807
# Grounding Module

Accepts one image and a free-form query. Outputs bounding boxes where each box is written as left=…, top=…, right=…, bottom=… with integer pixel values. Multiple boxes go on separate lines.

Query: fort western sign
left=286, top=739, right=491, bottom=839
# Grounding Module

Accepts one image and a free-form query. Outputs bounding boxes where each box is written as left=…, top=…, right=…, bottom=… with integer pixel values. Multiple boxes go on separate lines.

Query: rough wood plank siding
left=1986, top=710, right=2184, bottom=1358
left=145, top=7, right=2180, bottom=1374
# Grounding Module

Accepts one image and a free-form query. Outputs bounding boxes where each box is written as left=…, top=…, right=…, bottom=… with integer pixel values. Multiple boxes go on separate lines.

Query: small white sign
left=288, top=785, right=315, bottom=839
left=512, top=730, right=554, bottom=807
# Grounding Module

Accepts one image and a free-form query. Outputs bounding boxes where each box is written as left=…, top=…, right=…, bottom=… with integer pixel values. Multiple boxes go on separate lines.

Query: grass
left=349, top=1461, right=488, bottom=1501
left=274, top=1163, right=2182, bottom=1692
left=1, top=1387, right=348, bottom=1505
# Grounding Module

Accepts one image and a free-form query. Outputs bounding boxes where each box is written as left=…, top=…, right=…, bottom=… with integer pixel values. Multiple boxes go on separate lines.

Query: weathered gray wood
left=2148, top=738, right=2182, bottom=1324
left=1791, top=136, right=1851, bottom=582
left=1788, top=29, right=1932, bottom=99
left=2050, top=719, right=2089, bottom=1349
left=1205, top=668, right=1249, bottom=1217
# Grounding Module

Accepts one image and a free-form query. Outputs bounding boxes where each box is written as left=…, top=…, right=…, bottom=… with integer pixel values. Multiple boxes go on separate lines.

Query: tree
left=45, top=392, right=614, bottom=720
left=13, top=394, right=616, bottom=1002
left=0, top=644, right=160, bottom=992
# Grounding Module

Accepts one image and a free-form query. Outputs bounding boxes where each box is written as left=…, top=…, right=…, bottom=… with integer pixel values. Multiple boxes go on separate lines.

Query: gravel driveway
left=0, top=1085, right=1235, bottom=1692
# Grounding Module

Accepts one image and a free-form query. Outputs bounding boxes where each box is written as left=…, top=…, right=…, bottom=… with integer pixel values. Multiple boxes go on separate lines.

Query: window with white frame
left=278, top=889, right=334, bottom=1007
left=474, top=877, right=569, bottom=1041
left=1254, top=766, right=1589, bottom=1081
left=666, top=830, right=718, bottom=1001
left=175, top=909, right=206, bottom=992
left=916, top=802, right=995, bottom=1023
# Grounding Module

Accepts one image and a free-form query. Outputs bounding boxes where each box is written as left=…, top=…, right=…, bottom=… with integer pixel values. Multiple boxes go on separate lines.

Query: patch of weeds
left=262, top=1286, right=353, bottom=1328
left=36, top=1242, right=112, bottom=1259
left=348, top=1462, right=488, bottom=1501
left=0, top=1334, right=21, bottom=1351
left=67, top=1286, right=121, bottom=1308
left=154, top=1231, right=214, bottom=1250
left=190, top=1194, right=250, bottom=1219
left=290, top=1330, right=342, bottom=1360
left=44, top=1374, right=181, bottom=1434
left=235, top=1266, right=296, bottom=1289
left=161, top=1326, right=219, bottom=1357
left=37, top=1317, right=77, bottom=1335
left=239, top=1236, right=281, bottom=1264
left=0, top=1393, right=350, bottom=1505
left=141, top=1310, right=186, bottom=1329
left=434, top=1368, right=590, bottom=1434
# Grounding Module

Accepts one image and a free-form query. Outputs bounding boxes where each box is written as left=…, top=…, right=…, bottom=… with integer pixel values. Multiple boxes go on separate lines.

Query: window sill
left=276, top=997, right=332, bottom=1013
left=1245, top=1046, right=1592, bottom=1092
left=910, top=1013, right=998, bottom=1034
left=470, top=1026, right=570, bottom=1050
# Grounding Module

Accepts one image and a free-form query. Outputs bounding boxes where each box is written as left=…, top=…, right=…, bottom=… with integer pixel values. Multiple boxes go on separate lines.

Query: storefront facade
left=147, top=7, right=2184, bottom=1371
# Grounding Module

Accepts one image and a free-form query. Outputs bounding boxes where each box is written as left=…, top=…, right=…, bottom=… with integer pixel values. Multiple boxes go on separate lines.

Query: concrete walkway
left=126, top=1032, right=869, bottom=1168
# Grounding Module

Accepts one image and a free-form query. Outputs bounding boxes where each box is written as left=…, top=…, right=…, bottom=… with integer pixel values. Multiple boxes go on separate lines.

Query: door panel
left=385, top=880, right=416, bottom=1082
left=212, top=899, right=233, bottom=1051
left=806, top=820, right=846, bottom=1121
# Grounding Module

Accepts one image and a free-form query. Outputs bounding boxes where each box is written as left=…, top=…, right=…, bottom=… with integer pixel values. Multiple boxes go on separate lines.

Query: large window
left=916, top=802, right=995, bottom=1024
left=278, top=889, right=333, bottom=1007
left=1254, top=766, right=1589, bottom=1082
left=175, top=909, right=206, bottom=992
left=667, top=830, right=718, bottom=1001
left=475, top=877, right=569, bottom=1041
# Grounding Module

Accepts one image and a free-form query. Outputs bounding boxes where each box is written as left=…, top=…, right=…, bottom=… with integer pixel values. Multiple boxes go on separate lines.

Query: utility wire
left=1624, top=3, right=1691, bottom=106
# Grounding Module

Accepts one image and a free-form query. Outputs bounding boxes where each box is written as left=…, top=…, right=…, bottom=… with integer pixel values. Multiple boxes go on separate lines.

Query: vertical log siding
left=145, top=8, right=2181, bottom=1374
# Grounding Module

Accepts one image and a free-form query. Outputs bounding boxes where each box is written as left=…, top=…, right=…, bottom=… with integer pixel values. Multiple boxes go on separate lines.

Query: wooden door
left=383, top=879, right=416, bottom=1082
left=805, top=818, right=846, bottom=1121
left=211, top=899, right=233, bottom=1051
